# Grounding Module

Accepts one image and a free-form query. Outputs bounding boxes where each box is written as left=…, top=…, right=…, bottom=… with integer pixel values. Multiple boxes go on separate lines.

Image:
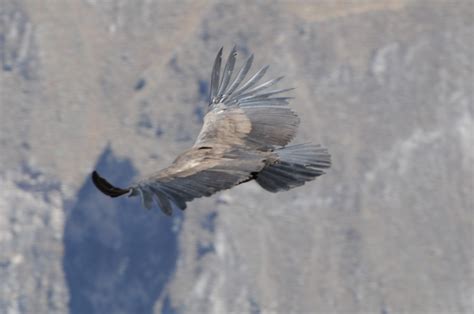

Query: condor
left=92, top=47, right=331, bottom=215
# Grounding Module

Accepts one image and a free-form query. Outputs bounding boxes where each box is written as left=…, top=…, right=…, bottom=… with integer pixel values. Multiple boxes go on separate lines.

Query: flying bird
left=92, top=47, right=331, bottom=215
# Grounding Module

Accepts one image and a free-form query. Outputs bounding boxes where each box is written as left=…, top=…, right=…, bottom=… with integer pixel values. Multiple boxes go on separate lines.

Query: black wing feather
left=91, top=171, right=130, bottom=198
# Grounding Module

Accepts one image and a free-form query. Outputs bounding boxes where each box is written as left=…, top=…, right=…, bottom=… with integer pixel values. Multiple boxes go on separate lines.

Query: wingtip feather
left=91, top=170, right=130, bottom=198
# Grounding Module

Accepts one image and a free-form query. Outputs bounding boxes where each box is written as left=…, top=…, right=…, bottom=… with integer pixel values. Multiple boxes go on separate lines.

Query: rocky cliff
left=0, top=1, right=472, bottom=313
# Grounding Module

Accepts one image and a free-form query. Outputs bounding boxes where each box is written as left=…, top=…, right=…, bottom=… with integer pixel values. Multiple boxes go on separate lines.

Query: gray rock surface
left=0, top=0, right=472, bottom=313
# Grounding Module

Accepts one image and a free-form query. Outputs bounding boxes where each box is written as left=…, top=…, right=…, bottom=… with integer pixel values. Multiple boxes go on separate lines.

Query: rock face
left=0, top=1, right=472, bottom=313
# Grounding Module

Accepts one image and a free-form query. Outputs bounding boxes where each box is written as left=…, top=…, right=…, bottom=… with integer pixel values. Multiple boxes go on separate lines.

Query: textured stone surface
left=0, top=1, right=472, bottom=313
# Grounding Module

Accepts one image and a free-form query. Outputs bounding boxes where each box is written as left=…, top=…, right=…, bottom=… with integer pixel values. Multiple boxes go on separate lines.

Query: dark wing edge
left=91, top=171, right=131, bottom=198
left=209, top=47, right=223, bottom=103
left=209, top=46, right=294, bottom=109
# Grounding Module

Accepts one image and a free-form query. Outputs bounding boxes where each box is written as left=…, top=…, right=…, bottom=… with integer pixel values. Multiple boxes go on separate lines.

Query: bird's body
left=92, top=47, right=331, bottom=215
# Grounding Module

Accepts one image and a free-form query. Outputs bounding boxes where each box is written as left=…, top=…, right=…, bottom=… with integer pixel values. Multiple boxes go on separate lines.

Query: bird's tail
left=255, top=144, right=331, bottom=192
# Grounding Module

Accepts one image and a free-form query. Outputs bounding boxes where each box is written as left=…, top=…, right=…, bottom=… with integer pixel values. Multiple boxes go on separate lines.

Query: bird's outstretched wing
left=195, top=47, right=300, bottom=149
left=128, top=147, right=267, bottom=215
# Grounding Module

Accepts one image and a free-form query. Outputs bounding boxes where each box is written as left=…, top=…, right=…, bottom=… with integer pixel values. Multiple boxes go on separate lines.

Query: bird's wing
left=129, top=147, right=267, bottom=215
left=195, top=47, right=300, bottom=149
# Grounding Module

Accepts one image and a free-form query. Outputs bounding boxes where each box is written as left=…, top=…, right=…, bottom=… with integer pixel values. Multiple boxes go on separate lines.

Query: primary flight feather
left=92, top=47, right=331, bottom=215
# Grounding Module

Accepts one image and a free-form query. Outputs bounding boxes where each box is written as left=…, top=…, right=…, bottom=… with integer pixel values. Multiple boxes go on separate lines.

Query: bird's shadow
left=63, top=146, right=180, bottom=314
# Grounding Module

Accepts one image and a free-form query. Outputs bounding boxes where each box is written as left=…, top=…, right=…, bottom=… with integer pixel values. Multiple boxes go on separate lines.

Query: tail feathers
left=255, top=144, right=331, bottom=192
